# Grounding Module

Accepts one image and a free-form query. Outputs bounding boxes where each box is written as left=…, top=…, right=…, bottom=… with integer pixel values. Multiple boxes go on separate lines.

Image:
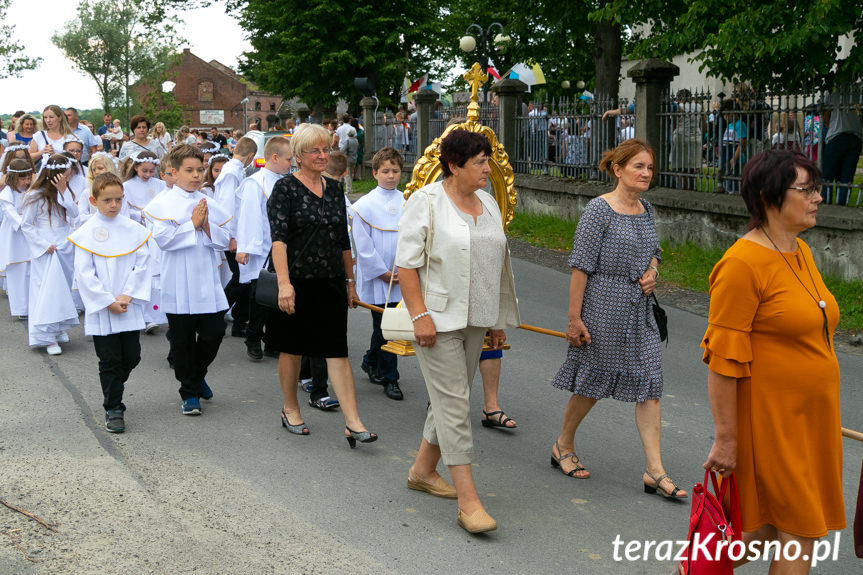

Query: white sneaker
left=46, top=343, right=62, bottom=355
left=57, top=332, right=70, bottom=343
left=144, top=322, right=159, bottom=334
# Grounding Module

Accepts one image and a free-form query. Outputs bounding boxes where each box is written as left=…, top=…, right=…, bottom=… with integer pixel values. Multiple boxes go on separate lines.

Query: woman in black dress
left=267, top=123, right=377, bottom=447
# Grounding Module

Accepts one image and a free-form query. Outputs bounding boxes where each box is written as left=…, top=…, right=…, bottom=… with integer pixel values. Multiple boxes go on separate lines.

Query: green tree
left=0, top=0, right=41, bottom=77
left=627, top=0, right=863, bottom=91
left=52, top=0, right=174, bottom=124
left=231, top=0, right=444, bottom=110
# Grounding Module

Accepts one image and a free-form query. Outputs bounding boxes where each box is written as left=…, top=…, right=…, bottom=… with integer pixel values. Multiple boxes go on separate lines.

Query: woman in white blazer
left=396, top=130, right=519, bottom=534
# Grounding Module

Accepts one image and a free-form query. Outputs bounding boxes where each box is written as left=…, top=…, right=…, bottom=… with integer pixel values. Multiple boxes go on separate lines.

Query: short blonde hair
left=290, top=123, right=330, bottom=159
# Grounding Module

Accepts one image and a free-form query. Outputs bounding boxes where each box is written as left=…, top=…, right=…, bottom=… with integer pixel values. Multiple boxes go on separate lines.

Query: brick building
left=159, top=49, right=283, bottom=131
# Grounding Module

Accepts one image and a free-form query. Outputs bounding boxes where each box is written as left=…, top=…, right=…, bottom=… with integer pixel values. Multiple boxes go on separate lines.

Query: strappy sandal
left=280, top=409, right=309, bottom=435
left=643, top=470, right=688, bottom=499
left=550, top=440, right=590, bottom=478
left=481, top=410, right=517, bottom=429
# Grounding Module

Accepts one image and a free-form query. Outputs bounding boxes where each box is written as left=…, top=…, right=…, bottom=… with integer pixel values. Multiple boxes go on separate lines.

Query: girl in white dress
left=201, top=153, right=229, bottom=198
left=21, top=154, right=80, bottom=354
left=0, top=159, right=34, bottom=318
left=0, top=143, right=34, bottom=188
left=62, top=138, right=89, bottom=207
left=29, top=105, right=74, bottom=159
left=78, top=152, right=127, bottom=223
left=122, top=150, right=167, bottom=330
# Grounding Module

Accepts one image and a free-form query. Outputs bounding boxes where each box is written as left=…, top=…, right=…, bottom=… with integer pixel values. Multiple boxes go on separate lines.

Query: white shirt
left=235, top=167, right=283, bottom=283
left=21, top=188, right=79, bottom=258
left=350, top=186, right=402, bottom=305
left=68, top=212, right=151, bottom=335
left=0, top=185, right=29, bottom=269
left=214, top=158, right=245, bottom=238
left=143, top=186, right=232, bottom=314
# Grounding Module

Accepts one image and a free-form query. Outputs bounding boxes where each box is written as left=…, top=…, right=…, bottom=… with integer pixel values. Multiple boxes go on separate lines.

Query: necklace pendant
left=819, top=300, right=826, bottom=309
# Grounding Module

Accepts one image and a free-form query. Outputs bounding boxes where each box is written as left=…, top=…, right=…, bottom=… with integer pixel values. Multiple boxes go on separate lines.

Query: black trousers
left=300, top=356, right=330, bottom=401
left=223, top=251, right=250, bottom=327
left=166, top=311, right=226, bottom=400
left=245, top=279, right=271, bottom=345
left=362, top=303, right=400, bottom=383
left=92, top=331, right=141, bottom=411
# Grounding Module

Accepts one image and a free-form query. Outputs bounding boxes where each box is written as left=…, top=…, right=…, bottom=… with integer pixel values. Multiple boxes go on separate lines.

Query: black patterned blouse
left=267, top=174, right=351, bottom=279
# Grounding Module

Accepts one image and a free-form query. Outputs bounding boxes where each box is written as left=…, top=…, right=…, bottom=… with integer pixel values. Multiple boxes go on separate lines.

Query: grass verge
left=507, top=211, right=863, bottom=331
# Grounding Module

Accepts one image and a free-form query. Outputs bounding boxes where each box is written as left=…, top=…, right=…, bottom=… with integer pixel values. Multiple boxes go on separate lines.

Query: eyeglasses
left=303, top=148, right=331, bottom=156
left=788, top=185, right=820, bottom=198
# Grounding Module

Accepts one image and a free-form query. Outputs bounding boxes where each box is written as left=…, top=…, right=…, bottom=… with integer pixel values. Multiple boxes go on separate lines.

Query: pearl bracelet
left=410, top=311, right=430, bottom=323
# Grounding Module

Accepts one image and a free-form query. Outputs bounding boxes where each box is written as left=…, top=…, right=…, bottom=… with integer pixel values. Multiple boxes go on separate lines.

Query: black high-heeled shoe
left=281, top=409, right=309, bottom=435
left=345, top=426, right=377, bottom=448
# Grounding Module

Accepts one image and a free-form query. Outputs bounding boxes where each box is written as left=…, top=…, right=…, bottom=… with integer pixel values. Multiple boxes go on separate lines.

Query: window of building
left=269, top=103, right=276, bottom=111
left=254, top=101, right=261, bottom=111
left=198, top=81, right=213, bottom=102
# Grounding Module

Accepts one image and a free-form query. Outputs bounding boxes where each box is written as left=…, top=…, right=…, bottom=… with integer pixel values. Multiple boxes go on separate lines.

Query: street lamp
left=459, top=22, right=509, bottom=102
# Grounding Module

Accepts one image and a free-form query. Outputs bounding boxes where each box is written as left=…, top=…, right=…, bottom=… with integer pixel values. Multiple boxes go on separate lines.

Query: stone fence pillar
left=360, top=96, right=377, bottom=178
left=493, top=78, right=529, bottom=159
left=414, top=89, right=440, bottom=156
left=627, top=59, right=679, bottom=175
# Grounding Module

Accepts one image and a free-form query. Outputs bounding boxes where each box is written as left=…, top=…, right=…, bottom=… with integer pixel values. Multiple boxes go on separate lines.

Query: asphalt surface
left=1, top=254, right=862, bottom=574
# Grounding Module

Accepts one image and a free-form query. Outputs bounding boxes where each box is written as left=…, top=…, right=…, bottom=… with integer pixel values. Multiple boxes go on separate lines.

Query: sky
left=0, top=0, right=252, bottom=114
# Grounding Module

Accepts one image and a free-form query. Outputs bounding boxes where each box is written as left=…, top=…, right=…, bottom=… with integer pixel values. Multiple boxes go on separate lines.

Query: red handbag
left=679, top=470, right=742, bottom=575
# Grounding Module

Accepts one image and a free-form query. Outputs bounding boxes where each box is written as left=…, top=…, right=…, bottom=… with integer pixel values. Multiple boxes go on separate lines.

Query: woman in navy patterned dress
left=549, top=139, right=687, bottom=499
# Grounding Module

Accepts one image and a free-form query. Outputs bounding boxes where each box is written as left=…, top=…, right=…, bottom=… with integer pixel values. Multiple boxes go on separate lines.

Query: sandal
left=643, top=470, right=688, bottom=499
left=550, top=440, right=590, bottom=478
left=280, top=409, right=309, bottom=435
left=481, top=410, right=517, bottom=429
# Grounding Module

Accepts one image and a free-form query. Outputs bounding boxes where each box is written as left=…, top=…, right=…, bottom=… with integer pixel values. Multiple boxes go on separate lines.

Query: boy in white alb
left=214, top=136, right=257, bottom=338
left=350, top=147, right=404, bottom=400
left=68, top=173, right=151, bottom=433
left=143, top=144, right=232, bottom=416
left=235, top=136, right=293, bottom=360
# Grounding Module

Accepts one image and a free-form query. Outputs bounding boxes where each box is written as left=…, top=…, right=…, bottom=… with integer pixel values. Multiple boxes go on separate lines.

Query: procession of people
left=0, top=104, right=849, bottom=569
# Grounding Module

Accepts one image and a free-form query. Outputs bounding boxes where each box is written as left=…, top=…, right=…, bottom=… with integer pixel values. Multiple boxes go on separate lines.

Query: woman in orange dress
left=702, top=149, right=844, bottom=573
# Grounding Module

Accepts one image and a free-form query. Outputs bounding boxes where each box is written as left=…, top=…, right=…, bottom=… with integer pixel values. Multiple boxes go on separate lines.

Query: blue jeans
left=363, top=304, right=400, bottom=383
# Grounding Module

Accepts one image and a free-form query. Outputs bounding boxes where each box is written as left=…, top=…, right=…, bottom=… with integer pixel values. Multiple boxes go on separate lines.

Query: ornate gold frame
left=404, top=63, right=517, bottom=231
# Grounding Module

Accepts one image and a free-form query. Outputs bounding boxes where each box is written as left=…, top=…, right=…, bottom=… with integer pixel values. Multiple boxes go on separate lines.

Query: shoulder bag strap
left=385, top=189, right=432, bottom=304
left=287, top=176, right=327, bottom=274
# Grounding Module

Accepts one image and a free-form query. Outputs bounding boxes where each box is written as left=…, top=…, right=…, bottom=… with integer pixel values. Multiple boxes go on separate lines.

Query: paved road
left=1, top=255, right=861, bottom=574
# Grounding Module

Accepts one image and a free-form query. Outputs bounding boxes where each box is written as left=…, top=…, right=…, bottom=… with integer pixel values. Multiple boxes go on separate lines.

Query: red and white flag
left=408, top=73, right=428, bottom=93
left=486, top=67, right=500, bottom=80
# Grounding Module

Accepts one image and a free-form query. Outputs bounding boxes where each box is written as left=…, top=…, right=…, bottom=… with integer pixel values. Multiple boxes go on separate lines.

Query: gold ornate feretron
left=404, top=62, right=517, bottom=230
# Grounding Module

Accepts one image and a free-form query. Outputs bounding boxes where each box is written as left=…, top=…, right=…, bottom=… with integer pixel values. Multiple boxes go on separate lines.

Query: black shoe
left=383, top=381, right=403, bottom=400
left=105, top=409, right=125, bottom=433
left=231, top=325, right=247, bottom=338
left=263, top=348, right=279, bottom=358
left=247, top=342, right=263, bottom=361
left=361, top=362, right=383, bottom=385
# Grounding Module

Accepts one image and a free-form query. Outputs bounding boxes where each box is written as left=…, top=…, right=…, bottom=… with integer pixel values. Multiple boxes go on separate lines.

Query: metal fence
left=365, top=84, right=861, bottom=207
left=657, top=84, right=863, bottom=205
left=512, top=95, right=631, bottom=182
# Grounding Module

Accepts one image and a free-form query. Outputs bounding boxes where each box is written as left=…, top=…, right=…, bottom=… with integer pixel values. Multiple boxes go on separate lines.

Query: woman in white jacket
left=396, top=130, right=519, bottom=534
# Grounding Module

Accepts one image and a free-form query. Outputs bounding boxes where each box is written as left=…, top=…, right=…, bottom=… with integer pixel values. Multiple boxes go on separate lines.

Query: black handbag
left=255, top=180, right=327, bottom=309
left=652, top=293, right=668, bottom=342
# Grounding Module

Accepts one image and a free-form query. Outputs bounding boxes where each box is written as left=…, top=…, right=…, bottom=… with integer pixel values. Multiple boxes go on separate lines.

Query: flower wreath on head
left=208, top=153, right=230, bottom=163
left=131, top=152, right=160, bottom=165
left=200, top=142, right=221, bottom=153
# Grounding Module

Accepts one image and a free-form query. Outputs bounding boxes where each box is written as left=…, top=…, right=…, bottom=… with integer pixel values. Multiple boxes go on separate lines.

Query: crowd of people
left=0, top=101, right=849, bottom=563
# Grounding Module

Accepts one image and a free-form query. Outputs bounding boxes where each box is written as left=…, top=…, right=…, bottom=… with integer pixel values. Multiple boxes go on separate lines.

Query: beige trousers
left=414, top=326, right=486, bottom=466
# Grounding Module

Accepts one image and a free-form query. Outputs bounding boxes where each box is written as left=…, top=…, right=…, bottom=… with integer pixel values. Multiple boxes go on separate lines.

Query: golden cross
left=463, top=63, right=488, bottom=104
